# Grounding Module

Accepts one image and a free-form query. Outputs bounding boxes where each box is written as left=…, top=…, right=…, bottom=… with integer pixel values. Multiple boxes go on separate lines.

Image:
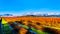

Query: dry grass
left=1, top=16, right=60, bottom=34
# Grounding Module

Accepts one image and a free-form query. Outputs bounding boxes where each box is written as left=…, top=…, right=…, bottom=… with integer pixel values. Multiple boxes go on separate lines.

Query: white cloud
left=22, top=9, right=60, bottom=16
left=0, top=9, right=60, bottom=16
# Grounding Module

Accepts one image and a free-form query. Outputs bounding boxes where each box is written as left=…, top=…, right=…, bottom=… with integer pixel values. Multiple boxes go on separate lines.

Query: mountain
left=0, top=14, right=13, bottom=17
left=24, top=12, right=60, bottom=17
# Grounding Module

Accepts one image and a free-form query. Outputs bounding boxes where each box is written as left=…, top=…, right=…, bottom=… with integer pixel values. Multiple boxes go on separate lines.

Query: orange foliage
left=2, top=16, right=60, bottom=34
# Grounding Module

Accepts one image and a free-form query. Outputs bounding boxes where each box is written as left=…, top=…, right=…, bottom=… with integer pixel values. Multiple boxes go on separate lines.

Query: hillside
left=1, top=16, right=60, bottom=34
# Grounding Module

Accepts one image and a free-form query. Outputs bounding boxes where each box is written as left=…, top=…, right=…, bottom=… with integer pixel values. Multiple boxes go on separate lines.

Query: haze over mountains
left=24, top=12, right=60, bottom=17
left=0, top=12, right=60, bottom=17
left=0, top=14, right=13, bottom=17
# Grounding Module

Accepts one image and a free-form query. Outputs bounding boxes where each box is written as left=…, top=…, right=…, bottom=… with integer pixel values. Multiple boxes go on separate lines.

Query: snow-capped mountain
left=0, top=12, right=60, bottom=17
left=24, top=12, right=60, bottom=17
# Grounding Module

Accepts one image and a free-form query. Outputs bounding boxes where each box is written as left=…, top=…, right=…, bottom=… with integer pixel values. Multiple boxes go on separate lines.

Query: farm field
left=1, top=16, right=60, bottom=34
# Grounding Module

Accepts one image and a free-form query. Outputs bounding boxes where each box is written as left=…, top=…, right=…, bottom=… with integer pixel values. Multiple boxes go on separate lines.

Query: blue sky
left=0, top=0, right=60, bottom=16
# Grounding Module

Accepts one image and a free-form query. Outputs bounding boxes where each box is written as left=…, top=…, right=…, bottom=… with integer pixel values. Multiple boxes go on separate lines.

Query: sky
left=0, top=0, right=60, bottom=16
